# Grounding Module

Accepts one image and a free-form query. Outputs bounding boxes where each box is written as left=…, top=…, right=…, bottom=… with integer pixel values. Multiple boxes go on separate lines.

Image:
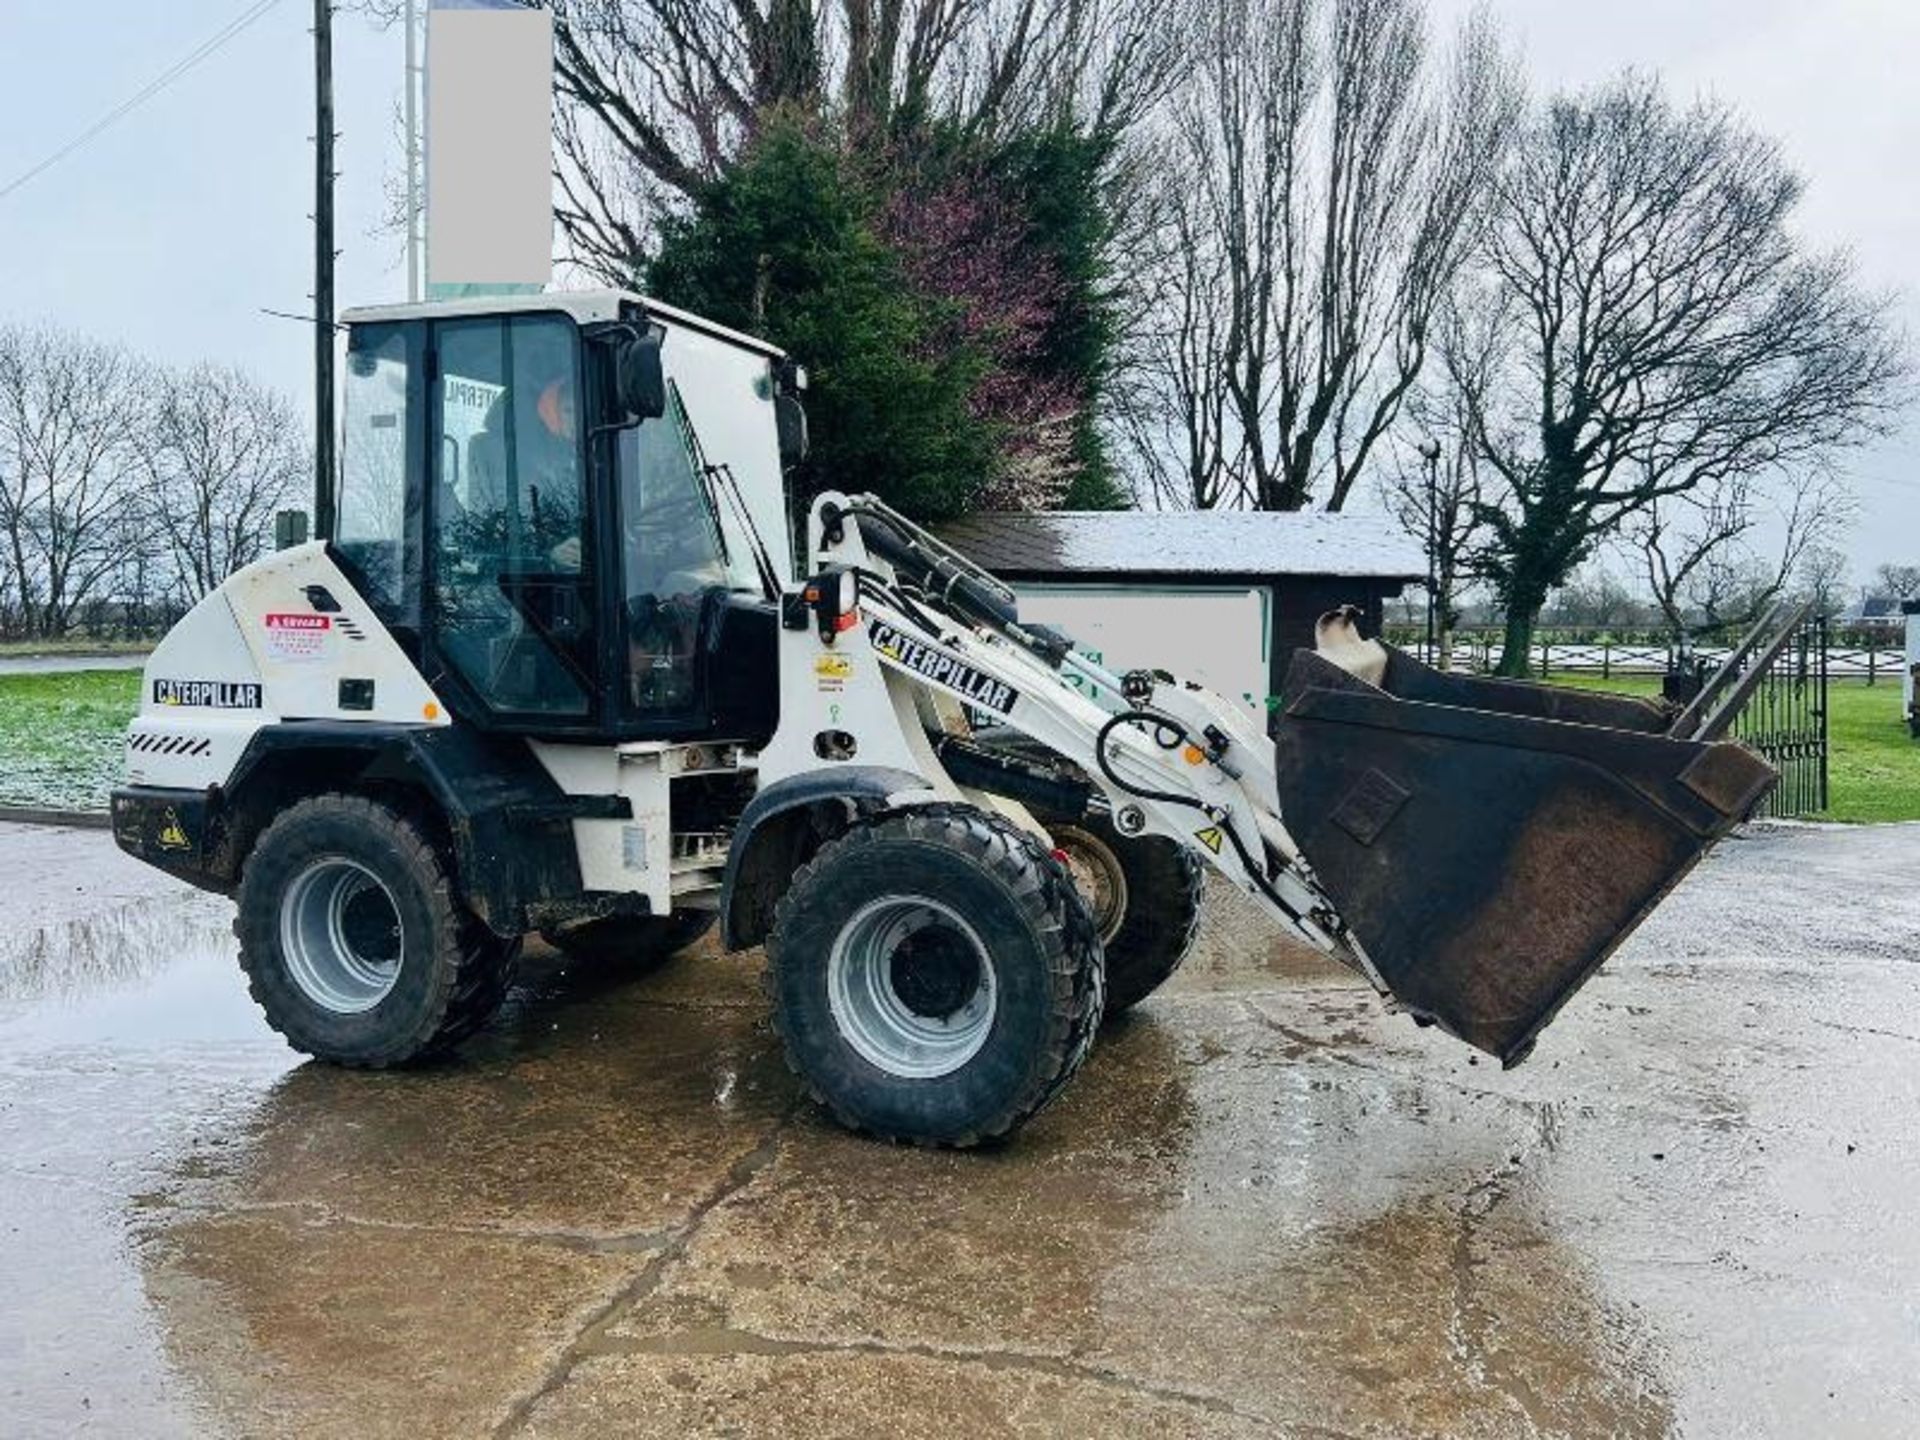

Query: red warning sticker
left=264, top=612, right=331, bottom=663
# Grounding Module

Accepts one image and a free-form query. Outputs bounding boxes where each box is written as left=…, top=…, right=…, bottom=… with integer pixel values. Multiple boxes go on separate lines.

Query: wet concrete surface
left=1, top=819, right=1917, bottom=1437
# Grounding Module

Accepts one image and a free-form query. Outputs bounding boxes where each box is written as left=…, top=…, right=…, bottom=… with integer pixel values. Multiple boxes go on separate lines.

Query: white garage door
left=1011, top=584, right=1271, bottom=712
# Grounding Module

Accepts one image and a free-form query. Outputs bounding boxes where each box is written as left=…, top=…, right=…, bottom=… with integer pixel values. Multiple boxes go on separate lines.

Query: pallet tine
left=1675, top=599, right=1814, bottom=743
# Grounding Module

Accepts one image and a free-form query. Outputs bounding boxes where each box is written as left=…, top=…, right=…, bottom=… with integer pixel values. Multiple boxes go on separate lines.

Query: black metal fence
left=1692, top=614, right=1830, bottom=819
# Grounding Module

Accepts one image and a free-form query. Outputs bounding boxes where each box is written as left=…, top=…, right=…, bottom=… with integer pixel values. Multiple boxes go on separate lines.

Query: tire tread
left=235, top=793, right=517, bottom=1066
left=764, top=803, right=1104, bottom=1147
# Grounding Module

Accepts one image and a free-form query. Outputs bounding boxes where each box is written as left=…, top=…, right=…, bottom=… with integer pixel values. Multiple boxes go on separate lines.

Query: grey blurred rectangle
left=425, top=5, right=553, bottom=290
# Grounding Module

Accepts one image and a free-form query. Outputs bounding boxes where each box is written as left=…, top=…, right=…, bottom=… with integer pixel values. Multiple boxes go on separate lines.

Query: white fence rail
left=1406, top=639, right=1907, bottom=681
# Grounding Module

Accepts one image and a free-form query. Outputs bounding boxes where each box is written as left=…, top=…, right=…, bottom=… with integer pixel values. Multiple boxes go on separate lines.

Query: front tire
left=235, top=794, right=520, bottom=1066
left=765, top=804, right=1104, bottom=1147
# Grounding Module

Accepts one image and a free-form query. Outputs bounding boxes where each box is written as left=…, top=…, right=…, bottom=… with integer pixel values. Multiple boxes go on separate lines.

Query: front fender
left=721, top=766, right=934, bottom=952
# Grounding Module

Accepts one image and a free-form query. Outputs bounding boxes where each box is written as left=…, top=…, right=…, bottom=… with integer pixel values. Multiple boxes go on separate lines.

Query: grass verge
left=0, top=637, right=152, bottom=659
left=0, top=669, right=141, bottom=812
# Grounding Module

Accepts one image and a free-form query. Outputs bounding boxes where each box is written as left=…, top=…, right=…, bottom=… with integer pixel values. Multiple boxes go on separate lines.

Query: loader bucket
left=1272, top=646, right=1776, bottom=1066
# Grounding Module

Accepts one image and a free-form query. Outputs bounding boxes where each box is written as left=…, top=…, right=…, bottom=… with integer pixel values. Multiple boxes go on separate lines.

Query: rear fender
left=221, top=723, right=607, bottom=936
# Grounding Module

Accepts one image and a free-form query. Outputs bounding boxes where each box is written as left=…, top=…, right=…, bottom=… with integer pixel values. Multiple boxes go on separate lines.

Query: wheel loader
left=112, top=290, right=1788, bottom=1146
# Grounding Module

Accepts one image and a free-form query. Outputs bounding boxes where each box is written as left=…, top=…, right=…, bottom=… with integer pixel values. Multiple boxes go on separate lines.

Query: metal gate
left=1676, top=614, right=1829, bottom=819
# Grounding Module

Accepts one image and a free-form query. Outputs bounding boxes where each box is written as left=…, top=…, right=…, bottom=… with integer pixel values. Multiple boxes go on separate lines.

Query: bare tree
left=1124, top=0, right=1517, bottom=513
left=0, top=325, right=152, bottom=638
left=1454, top=75, right=1908, bottom=675
left=1874, top=561, right=1920, bottom=599
left=139, top=365, right=306, bottom=606
left=1112, top=141, right=1246, bottom=509
left=0, top=516, right=16, bottom=637
left=1631, top=467, right=1851, bottom=640
left=1793, top=543, right=1850, bottom=619
left=1380, top=293, right=1508, bottom=664
left=1541, top=564, right=1647, bottom=630
left=1382, top=440, right=1482, bottom=666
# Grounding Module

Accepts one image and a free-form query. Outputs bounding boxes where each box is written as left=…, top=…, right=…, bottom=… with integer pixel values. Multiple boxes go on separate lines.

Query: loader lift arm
left=806, top=493, right=1377, bottom=973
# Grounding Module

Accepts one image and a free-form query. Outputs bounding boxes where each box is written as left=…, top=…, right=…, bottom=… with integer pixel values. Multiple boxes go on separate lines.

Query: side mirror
left=775, top=392, right=809, bottom=470
left=773, top=358, right=809, bottom=469
left=615, top=327, right=667, bottom=421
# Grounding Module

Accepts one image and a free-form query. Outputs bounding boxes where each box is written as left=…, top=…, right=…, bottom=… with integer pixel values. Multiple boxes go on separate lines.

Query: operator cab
left=329, top=290, right=805, bottom=744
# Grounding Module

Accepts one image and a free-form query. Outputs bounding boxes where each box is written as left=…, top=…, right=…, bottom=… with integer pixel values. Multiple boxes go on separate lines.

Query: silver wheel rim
left=1057, top=828, right=1129, bottom=945
left=279, top=857, right=404, bottom=1014
left=826, top=895, right=997, bottom=1078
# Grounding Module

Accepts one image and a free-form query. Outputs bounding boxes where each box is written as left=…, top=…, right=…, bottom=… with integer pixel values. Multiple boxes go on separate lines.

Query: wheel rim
left=279, top=857, right=404, bottom=1014
left=826, top=895, right=997, bottom=1078
left=1057, top=828, right=1129, bottom=945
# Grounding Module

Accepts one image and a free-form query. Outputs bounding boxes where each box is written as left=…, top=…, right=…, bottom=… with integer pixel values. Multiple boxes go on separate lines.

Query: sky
left=0, top=0, right=1914, bottom=585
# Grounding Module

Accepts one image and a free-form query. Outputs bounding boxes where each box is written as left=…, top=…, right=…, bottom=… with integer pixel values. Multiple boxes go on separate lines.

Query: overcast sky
left=1, top=0, right=1914, bottom=583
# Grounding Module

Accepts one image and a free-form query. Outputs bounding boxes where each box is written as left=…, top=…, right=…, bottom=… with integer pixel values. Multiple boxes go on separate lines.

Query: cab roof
left=339, top=288, right=787, bottom=361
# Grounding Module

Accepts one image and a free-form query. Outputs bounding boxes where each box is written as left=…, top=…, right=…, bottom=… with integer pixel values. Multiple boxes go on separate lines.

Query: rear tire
left=541, top=911, right=715, bottom=970
left=235, top=794, right=520, bottom=1066
left=1048, top=813, right=1203, bottom=1016
left=765, top=803, right=1104, bottom=1147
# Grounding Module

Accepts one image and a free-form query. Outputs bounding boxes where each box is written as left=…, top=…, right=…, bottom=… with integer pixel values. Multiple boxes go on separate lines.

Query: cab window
left=430, top=314, right=595, bottom=718
left=619, top=387, right=729, bottom=716
left=336, top=323, right=420, bottom=621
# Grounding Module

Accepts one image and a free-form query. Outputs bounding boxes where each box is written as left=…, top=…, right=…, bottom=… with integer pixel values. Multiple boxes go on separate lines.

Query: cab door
left=427, top=312, right=602, bottom=727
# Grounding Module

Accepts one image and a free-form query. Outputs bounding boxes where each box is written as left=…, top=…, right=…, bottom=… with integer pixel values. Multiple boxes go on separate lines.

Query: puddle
left=0, top=884, right=290, bottom=1438
left=0, top=889, right=273, bottom=1056
left=2, top=820, right=1916, bottom=1434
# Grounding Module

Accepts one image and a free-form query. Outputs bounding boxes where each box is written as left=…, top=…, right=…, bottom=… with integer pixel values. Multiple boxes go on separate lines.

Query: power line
left=0, top=0, right=289, bottom=204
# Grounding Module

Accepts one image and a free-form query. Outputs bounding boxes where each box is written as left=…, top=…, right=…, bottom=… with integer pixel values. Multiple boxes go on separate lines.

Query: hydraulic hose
left=1094, top=709, right=1301, bottom=916
left=855, top=511, right=1021, bottom=633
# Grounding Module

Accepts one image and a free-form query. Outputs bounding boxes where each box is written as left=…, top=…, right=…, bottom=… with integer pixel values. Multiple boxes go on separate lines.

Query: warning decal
left=264, top=612, right=331, bottom=664
left=1194, top=826, right=1224, bottom=854
left=157, top=808, right=191, bottom=851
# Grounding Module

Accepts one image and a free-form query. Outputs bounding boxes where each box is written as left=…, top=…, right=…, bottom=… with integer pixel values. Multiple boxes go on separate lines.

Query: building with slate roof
left=933, top=510, right=1427, bottom=710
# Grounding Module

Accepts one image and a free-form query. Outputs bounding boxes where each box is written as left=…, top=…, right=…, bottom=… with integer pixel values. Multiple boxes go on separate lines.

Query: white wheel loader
left=113, top=290, right=1789, bottom=1146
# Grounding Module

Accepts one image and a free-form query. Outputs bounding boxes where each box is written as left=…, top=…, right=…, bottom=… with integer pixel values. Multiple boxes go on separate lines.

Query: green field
left=0, top=666, right=1915, bottom=823
left=0, top=669, right=140, bottom=811
left=1552, top=672, right=1920, bottom=824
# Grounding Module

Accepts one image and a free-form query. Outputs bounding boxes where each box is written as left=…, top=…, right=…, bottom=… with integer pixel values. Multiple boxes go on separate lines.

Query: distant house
left=1837, top=592, right=1911, bottom=630
left=933, top=510, right=1426, bottom=710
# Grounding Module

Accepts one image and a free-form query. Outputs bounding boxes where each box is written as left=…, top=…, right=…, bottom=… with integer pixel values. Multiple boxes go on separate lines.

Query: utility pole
left=405, top=0, right=420, bottom=301
left=314, top=0, right=337, bottom=538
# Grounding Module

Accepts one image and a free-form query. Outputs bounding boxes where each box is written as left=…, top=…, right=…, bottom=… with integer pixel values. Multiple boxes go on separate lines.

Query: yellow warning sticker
left=814, top=653, right=852, bottom=693
left=1194, top=826, right=1223, bottom=854
left=157, top=808, right=191, bottom=851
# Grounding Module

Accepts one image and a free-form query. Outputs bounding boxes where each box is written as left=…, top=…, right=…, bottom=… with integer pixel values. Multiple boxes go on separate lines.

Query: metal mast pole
left=405, top=0, right=420, bottom=301
left=1419, top=440, right=1440, bottom=665
left=314, top=0, right=337, bottom=537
